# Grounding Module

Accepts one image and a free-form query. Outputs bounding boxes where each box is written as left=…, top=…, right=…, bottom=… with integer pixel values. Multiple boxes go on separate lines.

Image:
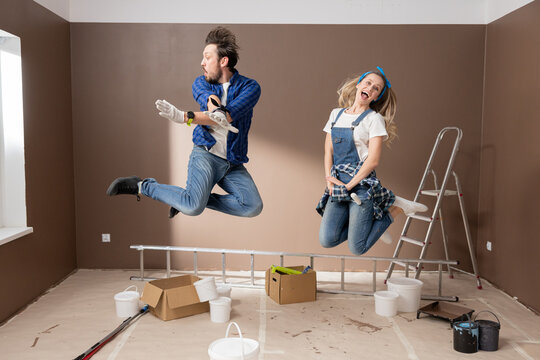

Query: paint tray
left=417, top=301, right=474, bottom=327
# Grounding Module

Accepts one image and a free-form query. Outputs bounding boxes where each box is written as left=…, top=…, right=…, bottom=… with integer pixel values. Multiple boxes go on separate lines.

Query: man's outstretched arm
left=155, top=99, right=237, bottom=132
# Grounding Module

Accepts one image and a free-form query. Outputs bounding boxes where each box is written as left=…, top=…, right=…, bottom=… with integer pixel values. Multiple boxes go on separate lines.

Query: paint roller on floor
left=73, top=305, right=149, bottom=360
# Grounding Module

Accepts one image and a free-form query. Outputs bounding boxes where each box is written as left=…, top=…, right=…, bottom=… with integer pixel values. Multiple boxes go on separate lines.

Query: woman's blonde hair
left=337, top=69, right=397, bottom=145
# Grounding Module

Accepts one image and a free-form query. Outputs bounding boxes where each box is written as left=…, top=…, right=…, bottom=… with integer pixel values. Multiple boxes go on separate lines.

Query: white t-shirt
left=208, top=82, right=230, bottom=159
left=323, top=108, right=388, bottom=162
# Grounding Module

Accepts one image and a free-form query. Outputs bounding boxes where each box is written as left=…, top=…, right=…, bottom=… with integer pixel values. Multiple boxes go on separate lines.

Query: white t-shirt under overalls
left=323, top=108, right=388, bottom=162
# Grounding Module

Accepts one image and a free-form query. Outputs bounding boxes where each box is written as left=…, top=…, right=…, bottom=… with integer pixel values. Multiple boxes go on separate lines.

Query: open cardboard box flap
left=141, top=282, right=164, bottom=308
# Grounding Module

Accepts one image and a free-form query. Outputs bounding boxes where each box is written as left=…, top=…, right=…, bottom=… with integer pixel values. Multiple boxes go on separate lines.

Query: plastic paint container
left=114, top=285, right=140, bottom=318
left=374, top=290, right=399, bottom=317
left=453, top=319, right=479, bottom=353
left=208, top=322, right=260, bottom=360
left=210, top=296, right=232, bottom=323
left=474, top=311, right=501, bottom=351
left=216, top=284, right=232, bottom=298
left=194, top=277, right=219, bottom=302
left=386, top=277, right=423, bottom=312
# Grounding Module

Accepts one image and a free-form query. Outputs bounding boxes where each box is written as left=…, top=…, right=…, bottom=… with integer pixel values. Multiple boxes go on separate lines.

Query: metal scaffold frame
left=129, top=245, right=461, bottom=302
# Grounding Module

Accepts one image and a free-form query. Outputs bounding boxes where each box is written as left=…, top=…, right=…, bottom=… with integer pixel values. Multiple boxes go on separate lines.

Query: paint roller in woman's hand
left=350, top=193, right=362, bottom=206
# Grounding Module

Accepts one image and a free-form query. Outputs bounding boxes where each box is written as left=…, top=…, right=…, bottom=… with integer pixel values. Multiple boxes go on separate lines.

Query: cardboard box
left=141, top=275, right=209, bottom=321
left=265, top=266, right=317, bottom=305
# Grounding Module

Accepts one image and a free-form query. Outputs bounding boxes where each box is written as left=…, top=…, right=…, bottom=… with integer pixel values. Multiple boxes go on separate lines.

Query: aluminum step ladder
left=385, top=127, right=482, bottom=289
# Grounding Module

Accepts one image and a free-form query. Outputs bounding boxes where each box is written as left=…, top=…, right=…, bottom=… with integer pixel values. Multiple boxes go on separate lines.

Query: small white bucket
left=194, top=277, right=219, bottom=302
left=210, top=296, right=232, bottom=323
left=387, top=277, right=423, bottom=312
left=216, top=284, right=232, bottom=298
left=114, top=285, right=140, bottom=318
left=208, top=322, right=260, bottom=360
left=374, top=290, right=399, bottom=317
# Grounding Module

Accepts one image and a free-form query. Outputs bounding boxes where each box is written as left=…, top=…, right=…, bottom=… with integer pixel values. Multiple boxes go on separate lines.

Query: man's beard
left=205, top=68, right=222, bottom=84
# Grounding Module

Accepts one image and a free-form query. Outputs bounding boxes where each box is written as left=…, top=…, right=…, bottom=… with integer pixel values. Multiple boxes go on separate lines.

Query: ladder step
left=392, top=261, right=417, bottom=271
left=401, top=236, right=425, bottom=246
left=421, top=189, right=458, bottom=196
left=408, top=214, right=433, bottom=222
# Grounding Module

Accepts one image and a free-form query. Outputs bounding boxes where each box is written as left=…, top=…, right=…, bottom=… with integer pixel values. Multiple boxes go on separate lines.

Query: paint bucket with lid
left=194, top=277, right=219, bottom=302
left=210, top=296, right=232, bottom=323
left=386, top=277, right=423, bottom=312
left=453, top=316, right=479, bottom=353
left=374, top=290, right=399, bottom=317
left=474, top=311, right=501, bottom=351
left=114, top=285, right=140, bottom=318
left=208, top=322, right=260, bottom=360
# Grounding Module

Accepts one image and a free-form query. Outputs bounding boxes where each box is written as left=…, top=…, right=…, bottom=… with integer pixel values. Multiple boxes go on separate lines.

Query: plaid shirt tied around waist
left=316, top=161, right=395, bottom=219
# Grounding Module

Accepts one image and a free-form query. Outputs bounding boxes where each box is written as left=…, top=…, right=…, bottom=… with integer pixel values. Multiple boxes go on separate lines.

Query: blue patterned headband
left=356, top=66, right=392, bottom=101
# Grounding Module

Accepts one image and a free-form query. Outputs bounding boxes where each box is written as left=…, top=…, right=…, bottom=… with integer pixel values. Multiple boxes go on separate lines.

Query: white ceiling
left=33, top=0, right=534, bottom=24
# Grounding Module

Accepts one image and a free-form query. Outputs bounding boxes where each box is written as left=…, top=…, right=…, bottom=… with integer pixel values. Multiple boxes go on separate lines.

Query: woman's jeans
left=141, top=145, right=263, bottom=217
left=319, top=186, right=393, bottom=255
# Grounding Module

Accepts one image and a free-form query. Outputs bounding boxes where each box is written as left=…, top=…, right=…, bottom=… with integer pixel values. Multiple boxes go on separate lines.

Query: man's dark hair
left=205, top=27, right=240, bottom=70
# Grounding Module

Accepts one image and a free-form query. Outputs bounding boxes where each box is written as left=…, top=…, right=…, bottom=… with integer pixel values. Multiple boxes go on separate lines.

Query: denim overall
left=318, top=108, right=393, bottom=255
left=331, top=108, right=371, bottom=194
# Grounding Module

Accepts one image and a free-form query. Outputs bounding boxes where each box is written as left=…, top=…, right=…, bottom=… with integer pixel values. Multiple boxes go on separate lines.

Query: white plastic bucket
left=114, top=285, right=140, bottom=318
left=194, top=277, right=219, bottom=302
left=387, top=277, right=423, bottom=312
left=210, top=297, right=232, bottom=323
left=216, top=284, right=232, bottom=298
left=208, top=322, right=260, bottom=360
left=374, top=290, right=399, bottom=317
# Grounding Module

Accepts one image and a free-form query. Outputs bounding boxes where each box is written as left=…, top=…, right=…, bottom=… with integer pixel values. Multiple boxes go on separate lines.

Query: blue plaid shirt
left=191, top=71, right=261, bottom=165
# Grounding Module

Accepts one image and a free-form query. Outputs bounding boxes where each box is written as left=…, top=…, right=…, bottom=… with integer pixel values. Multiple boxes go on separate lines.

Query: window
left=0, top=29, right=32, bottom=245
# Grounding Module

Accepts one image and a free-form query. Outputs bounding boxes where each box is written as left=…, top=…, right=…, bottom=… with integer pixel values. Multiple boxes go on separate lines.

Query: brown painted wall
left=0, top=0, right=75, bottom=322
left=71, top=24, right=484, bottom=277
left=0, top=0, right=537, bottom=325
left=479, top=1, right=540, bottom=312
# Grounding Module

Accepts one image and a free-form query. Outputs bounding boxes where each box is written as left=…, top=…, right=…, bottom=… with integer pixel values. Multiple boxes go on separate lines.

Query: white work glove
left=204, top=111, right=239, bottom=133
left=155, top=99, right=185, bottom=124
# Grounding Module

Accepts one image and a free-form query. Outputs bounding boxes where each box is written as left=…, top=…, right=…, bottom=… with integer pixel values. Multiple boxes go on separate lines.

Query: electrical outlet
left=102, top=233, right=111, bottom=243
left=486, top=241, right=492, bottom=251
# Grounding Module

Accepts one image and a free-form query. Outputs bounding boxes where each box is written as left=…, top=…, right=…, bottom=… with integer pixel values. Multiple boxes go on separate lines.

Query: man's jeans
left=319, top=189, right=393, bottom=255
left=141, top=145, right=263, bottom=217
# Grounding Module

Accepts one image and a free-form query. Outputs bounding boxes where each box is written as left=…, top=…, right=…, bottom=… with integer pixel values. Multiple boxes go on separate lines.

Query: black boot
left=106, top=176, right=142, bottom=200
left=169, top=207, right=180, bottom=218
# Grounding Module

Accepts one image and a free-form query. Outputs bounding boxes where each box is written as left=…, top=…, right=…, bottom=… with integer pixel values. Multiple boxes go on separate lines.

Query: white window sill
left=0, top=227, right=33, bottom=246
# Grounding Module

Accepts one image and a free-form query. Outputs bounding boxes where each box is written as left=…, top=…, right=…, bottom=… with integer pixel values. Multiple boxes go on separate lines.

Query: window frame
left=0, top=29, right=33, bottom=246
